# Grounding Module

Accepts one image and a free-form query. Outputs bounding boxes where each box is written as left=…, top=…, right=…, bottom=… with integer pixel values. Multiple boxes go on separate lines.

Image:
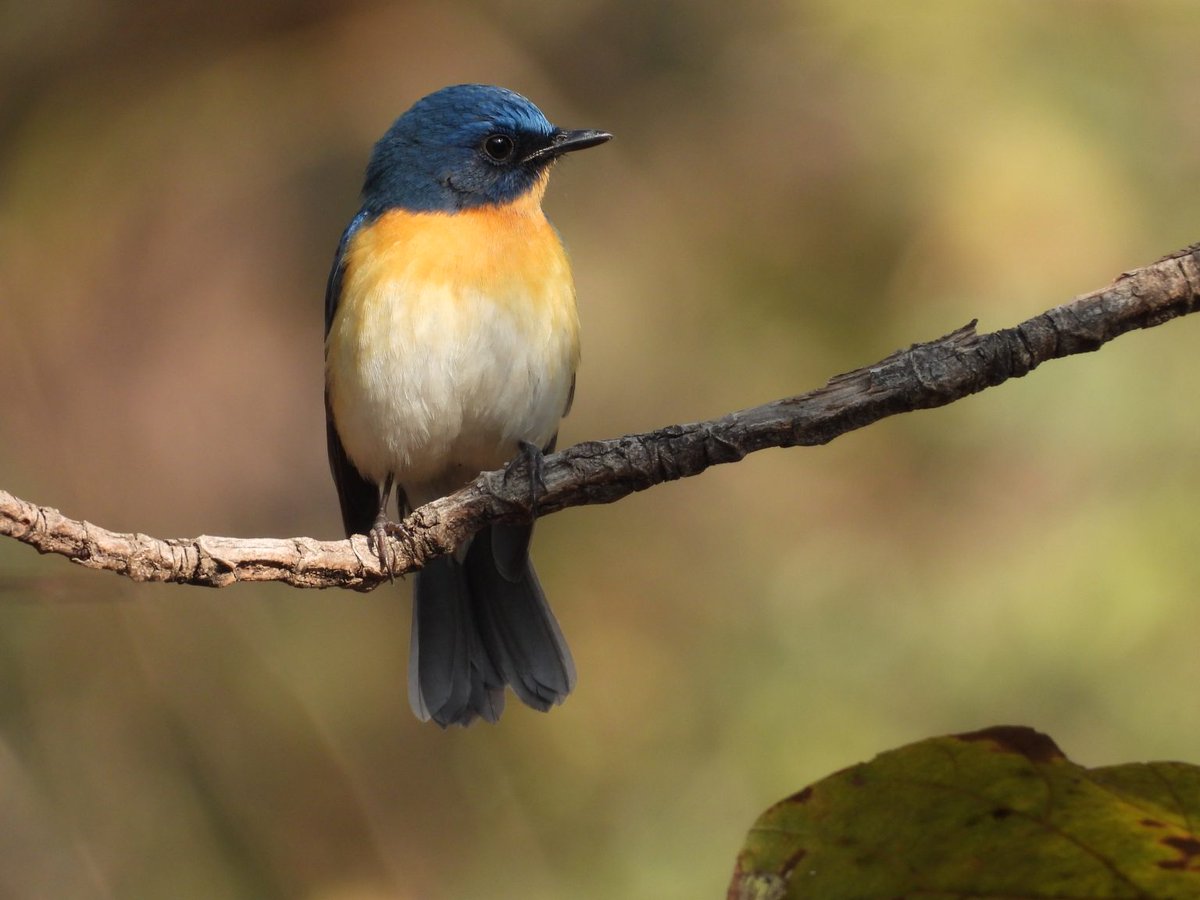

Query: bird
left=323, top=84, right=611, bottom=727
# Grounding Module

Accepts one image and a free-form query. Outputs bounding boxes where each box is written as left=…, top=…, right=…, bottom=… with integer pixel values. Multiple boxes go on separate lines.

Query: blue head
left=361, top=84, right=611, bottom=214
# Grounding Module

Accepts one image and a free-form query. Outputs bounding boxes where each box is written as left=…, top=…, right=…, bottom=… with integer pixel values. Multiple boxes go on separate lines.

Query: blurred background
left=2, top=1, right=1200, bottom=897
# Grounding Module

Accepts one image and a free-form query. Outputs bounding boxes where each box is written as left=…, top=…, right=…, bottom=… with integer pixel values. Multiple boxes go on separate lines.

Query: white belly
left=327, top=275, right=579, bottom=503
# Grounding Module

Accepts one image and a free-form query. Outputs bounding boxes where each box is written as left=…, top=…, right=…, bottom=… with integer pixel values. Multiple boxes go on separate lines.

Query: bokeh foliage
left=2, top=1, right=1200, bottom=898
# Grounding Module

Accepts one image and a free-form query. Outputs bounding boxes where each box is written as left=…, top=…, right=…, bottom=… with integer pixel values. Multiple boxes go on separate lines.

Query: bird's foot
left=505, top=440, right=547, bottom=518
left=370, top=512, right=399, bottom=581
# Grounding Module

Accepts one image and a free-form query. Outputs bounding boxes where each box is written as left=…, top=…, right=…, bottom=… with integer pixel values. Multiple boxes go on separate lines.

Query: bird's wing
left=563, top=373, right=575, bottom=418
left=324, top=209, right=369, bottom=337
left=325, top=210, right=381, bottom=536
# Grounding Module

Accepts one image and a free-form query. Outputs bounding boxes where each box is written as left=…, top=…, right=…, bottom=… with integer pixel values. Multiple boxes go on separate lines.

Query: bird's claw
left=505, top=440, right=547, bottom=517
left=370, top=514, right=398, bottom=581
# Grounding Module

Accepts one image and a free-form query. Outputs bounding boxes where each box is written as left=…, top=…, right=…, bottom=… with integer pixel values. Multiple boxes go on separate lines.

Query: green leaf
left=729, top=726, right=1200, bottom=899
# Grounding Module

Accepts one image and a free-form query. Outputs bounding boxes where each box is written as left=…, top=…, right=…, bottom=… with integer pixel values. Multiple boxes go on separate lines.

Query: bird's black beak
left=524, top=128, right=613, bottom=163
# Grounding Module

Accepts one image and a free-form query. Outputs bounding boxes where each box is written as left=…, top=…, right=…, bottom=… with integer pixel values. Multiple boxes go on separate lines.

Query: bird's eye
left=482, top=134, right=516, bottom=162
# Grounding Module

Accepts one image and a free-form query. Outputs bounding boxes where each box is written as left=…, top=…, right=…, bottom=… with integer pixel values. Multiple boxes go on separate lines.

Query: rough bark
left=3, top=244, right=1198, bottom=590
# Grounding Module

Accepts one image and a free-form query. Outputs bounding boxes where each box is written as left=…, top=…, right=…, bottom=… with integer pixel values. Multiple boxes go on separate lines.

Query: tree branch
left=4, top=244, right=1199, bottom=590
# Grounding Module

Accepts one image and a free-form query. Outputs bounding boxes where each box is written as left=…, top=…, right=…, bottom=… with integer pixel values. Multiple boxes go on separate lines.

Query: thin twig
left=3, top=244, right=1198, bottom=589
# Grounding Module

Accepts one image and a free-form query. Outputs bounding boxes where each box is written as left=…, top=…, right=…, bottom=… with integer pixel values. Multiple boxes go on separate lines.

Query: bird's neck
left=469, top=167, right=550, bottom=220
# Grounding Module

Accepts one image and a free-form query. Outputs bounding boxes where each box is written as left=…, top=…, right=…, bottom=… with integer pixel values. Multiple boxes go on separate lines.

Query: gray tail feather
left=408, top=555, right=505, bottom=727
left=408, top=523, right=574, bottom=727
left=468, top=524, right=576, bottom=711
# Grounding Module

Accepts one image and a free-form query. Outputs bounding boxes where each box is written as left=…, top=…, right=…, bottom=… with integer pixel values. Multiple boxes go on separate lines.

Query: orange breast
left=342, top=173, right=573, bottom=314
